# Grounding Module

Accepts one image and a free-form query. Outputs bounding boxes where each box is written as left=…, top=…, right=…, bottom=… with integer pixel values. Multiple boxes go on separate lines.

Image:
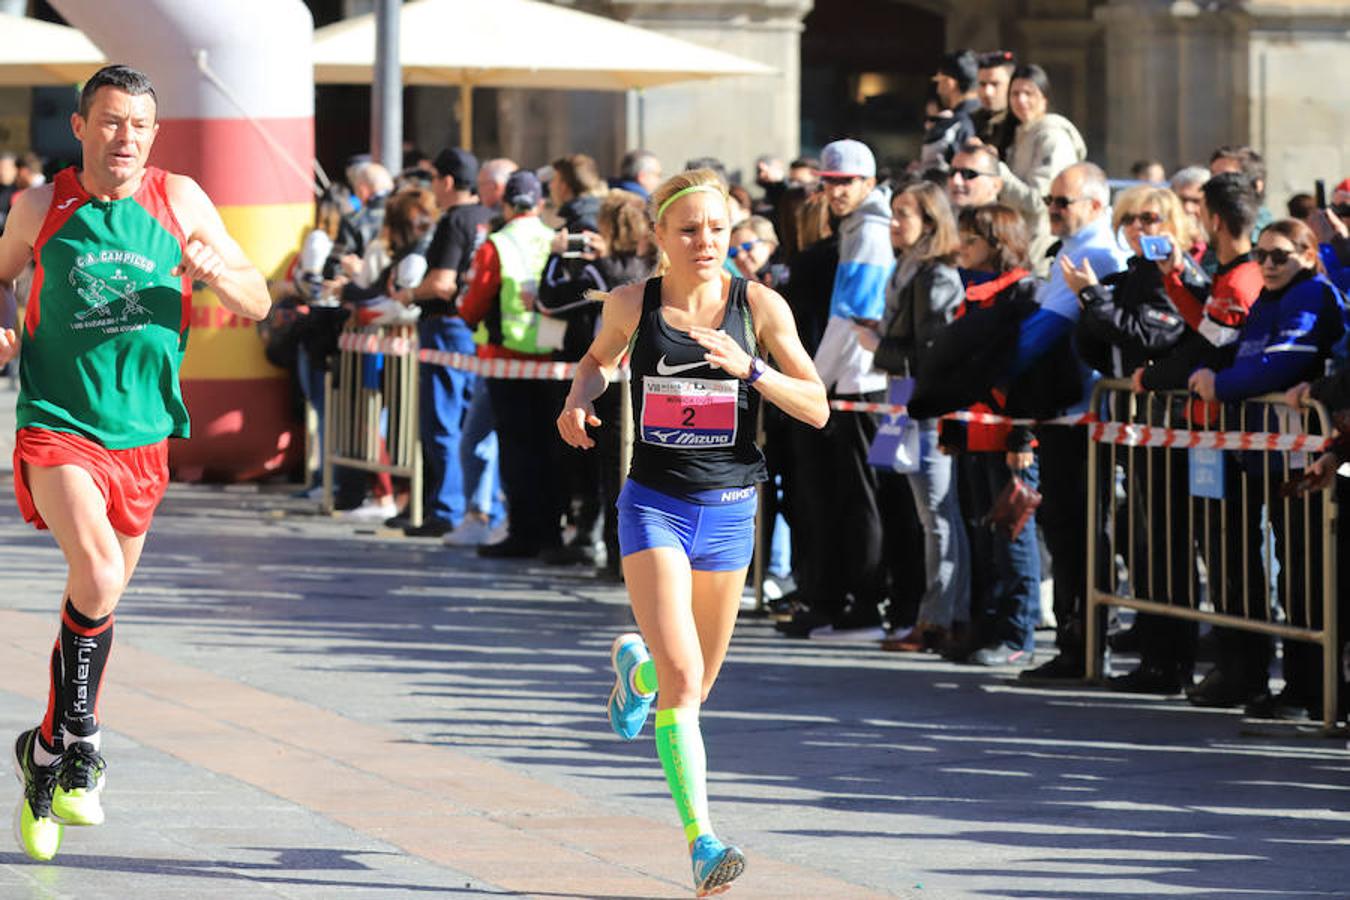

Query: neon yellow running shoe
left=12, top=729, right=63, bottom=861
left=51, top=740, right=106, bottom=826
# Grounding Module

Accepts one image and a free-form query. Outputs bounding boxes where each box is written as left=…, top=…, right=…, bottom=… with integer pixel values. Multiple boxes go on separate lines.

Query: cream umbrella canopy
left=312, top=0, right=775, bottom=146
left=0, top=12, right=106, bottom=86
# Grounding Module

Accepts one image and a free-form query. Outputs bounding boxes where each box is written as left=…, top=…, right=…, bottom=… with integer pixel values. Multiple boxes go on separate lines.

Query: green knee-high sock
left=654, top=706, right=713, bottom=843
left=633, top=659, right=658, bottom=695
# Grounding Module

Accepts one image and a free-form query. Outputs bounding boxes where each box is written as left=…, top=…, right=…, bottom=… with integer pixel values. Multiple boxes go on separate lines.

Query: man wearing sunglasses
left=1010, top=162, right=1130, bottom=684
left=946, top=144, right=1003, bottom=211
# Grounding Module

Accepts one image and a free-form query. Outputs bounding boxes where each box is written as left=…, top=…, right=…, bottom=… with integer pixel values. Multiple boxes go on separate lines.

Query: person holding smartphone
left=1061, top=184, right=1199, bottom=696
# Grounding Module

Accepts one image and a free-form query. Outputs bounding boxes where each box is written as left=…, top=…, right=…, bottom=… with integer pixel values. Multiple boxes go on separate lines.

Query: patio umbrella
left=312, top=0, right=775, bottom=146
left=0, top=12, right=106, bottom=86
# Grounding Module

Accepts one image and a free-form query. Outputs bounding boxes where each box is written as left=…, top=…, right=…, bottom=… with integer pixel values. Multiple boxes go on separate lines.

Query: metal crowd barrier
left=322, top=323, right=423, bottom=527
left=1084, top=378, right=1340, bottom=730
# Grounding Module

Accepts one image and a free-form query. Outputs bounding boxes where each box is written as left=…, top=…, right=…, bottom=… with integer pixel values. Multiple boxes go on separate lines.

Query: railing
left=322, top=323, right=423, bottom=526
left=1084, top=378, right=1339, bottom=730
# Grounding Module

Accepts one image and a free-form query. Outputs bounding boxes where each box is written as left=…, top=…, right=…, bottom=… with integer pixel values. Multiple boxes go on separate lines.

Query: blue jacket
left=1214, top=270, right=1346, bottom=402
left=1008, top=213, right=1130, bottom=378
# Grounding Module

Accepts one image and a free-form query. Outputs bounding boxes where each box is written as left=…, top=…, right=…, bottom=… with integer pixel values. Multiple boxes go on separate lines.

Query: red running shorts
left=13, top=427, right=170, bottom=537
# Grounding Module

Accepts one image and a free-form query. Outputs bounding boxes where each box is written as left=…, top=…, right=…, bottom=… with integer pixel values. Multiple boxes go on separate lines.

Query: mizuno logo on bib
left=641, top=376, right=738, bottom=447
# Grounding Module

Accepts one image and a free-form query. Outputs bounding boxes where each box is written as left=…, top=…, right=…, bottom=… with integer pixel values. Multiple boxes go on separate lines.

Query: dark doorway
left=801, top=0, right=945, bottom=173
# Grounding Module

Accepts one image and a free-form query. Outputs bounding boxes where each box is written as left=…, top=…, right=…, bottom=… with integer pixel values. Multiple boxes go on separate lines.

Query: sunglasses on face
left=727, top=239, right=760, bottom=258
left=1043, top=195, right=1085, bottom=210
left=951, top=168, right=991, bottom=181
left=1253, top=247, right=1297, bottom=266
left=1120, top=212, right=1163, bottom=227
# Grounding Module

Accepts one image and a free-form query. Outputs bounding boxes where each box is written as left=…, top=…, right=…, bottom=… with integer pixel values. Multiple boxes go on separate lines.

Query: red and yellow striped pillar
left=50, top=0, right=315, bottom=481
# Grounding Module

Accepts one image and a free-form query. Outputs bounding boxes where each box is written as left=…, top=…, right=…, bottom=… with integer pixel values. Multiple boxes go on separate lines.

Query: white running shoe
left=337, top=497, right=398, bottom=522
left=443, top=516, right=491, bottom=547
left=808, top=625, right=888, bottom=642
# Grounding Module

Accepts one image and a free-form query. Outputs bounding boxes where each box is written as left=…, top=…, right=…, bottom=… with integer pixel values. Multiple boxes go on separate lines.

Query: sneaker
left=476, top=537, right=540, bottom=559
left=690, top=834, right=746, bottom=897
left=1017, top=652, right=1085, bottom=683
left=443, top=516, right=492, bottom=547
left=402, top=517, right=455, bottom=538
left=607, top=634, right=655, bottom=740
left=1186, top=669, right=1266, bottom=709
left=774, top=608, right=832, bottom=639
left=969, top=644, right=1037, bottom=668
left=336, top=497, right=398, bottom=522
left=1107, top=664, right=1184, bottom=695
left=51, top=740, right=106, bottom=826
left=807, top=624, right=887, bottom=642
left=12, top=729, right=62, bottom=861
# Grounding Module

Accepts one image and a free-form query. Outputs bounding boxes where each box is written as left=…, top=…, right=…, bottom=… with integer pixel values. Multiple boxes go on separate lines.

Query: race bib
left=641, top=376, right=738, bottom=447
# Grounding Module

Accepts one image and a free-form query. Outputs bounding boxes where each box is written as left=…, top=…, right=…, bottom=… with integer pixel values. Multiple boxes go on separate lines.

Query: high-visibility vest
left=487, top=215, right=555, bottom=355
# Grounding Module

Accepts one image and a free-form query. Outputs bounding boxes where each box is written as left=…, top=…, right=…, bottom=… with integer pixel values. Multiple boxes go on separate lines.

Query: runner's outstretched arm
left=558, top=283, right=643, bottom=449
left=166, top=174, right=270, bottom=321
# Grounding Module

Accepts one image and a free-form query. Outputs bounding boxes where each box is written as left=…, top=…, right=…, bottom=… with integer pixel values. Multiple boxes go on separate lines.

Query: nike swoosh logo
left=655, top=355, right=707, bottom=376
left=55, top=198, right=78, bottom=210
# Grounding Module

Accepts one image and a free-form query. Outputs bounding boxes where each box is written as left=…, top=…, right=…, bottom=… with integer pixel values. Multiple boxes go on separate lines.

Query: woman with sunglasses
left=1187, top=220, right=1346, bottom=720
left=1062, top=185, right=1205, bottom=696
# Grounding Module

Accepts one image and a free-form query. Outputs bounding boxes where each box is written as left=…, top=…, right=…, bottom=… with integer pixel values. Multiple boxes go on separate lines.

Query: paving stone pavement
left=0, top=380, right=1348, bottom=899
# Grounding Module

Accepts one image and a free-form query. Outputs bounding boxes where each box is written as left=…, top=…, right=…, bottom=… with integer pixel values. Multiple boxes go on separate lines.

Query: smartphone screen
left=1140, top=235, right=1174, bottom=262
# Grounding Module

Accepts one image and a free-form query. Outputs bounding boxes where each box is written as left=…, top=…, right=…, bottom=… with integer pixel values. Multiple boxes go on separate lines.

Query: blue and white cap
left=818, top=139, right=876, bottom=179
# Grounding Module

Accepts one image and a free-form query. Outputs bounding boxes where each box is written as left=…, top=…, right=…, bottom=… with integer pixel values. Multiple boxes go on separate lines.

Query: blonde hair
left=1113, top=185, right=1195, bottom=248
left=599, top=189, right=651, bottom=256
left=733, top=215, right=779, bottom=248
left=649, top=168, right=731, bottom=226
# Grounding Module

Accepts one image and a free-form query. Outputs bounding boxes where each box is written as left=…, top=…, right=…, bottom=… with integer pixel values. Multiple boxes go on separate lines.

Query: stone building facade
left=488, top=0, right=1348, bottom=202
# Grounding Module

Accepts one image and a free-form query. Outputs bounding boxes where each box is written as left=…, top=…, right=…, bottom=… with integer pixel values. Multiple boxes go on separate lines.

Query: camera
left=562, top=233, right=591, bottom=257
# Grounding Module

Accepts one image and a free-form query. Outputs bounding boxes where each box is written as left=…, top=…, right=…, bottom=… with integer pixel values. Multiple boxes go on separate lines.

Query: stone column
left=1097, top=0, right=1250, bottom=177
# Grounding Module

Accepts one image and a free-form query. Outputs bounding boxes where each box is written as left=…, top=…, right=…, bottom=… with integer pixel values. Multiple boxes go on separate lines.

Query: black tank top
left=627, top=277, right=768, bottom=497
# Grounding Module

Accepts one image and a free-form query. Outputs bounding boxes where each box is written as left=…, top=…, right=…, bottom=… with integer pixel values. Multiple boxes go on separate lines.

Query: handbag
left=866, top=377, right=920, bottom=474
left=984, top=474, right=1041, bottom=540
left=868, top=414, right=921, bottom=474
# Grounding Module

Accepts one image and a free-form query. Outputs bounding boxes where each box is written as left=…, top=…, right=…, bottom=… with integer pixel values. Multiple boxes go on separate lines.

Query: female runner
left=557, top=168, right=829, bottom=896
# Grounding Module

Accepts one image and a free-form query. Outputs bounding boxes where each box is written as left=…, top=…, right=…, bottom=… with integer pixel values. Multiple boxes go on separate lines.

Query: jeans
left=905, top=421, right=971, bottom=628
left=460, top=375, right=503, bottom=524
left=979, top=453, right=1041, bottom=652
left=418, top=317, right=476, bottom=525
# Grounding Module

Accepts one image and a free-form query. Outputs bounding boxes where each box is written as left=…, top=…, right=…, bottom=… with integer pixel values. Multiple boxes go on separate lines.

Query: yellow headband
left=656, top=184, right=724, bottom=221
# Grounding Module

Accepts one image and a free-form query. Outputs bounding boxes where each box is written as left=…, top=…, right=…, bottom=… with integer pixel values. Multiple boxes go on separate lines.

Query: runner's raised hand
left=0, top=327, right=17, bottom=367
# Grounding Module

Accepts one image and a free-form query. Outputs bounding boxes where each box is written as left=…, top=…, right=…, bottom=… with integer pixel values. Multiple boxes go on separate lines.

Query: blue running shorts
left=617, top=479, right=757, bottom=572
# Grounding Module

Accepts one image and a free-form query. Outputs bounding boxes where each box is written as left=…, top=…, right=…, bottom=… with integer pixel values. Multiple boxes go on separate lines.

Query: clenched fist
left=0, top=328, right=18, bottom=367
left=172, top=238, right=227, bottom=286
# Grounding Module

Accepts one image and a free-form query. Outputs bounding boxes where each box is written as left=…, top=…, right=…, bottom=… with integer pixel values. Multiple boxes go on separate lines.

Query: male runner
left=0, top=64, right=270, bottom=861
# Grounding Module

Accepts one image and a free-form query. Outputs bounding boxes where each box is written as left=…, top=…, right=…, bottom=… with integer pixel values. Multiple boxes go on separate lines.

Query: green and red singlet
left=18, top=166, right=192, bottom=450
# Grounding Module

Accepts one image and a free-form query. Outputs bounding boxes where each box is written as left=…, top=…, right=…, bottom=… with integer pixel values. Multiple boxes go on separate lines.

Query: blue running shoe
left=607, top=633, right=655, bottom=741
left=691, top=834, right=746, bottom=896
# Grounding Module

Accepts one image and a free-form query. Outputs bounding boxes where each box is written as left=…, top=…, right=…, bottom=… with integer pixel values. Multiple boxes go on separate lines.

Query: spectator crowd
left=19, top=47, right=1343, bottom=731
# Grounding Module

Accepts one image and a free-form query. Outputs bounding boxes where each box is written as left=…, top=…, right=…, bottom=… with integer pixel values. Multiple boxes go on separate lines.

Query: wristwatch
left=745, top=356, right=767, bottom=384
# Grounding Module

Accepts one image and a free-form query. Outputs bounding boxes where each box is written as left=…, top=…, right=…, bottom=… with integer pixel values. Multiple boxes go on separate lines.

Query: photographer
left=536, top=189, right=657, bottom=573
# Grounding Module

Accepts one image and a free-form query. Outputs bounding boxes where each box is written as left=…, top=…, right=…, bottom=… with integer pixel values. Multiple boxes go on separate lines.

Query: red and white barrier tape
left=1089, top=421, right=1330, bottom=452
left=339, top=331, right=607, bottom=381
left=341, top=334, right=1331, bottom=453
left=828, top=399, right=1329, bottom=452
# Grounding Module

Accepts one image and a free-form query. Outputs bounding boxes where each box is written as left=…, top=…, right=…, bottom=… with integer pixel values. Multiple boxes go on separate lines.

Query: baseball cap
left=504, top=170, right=543, bottom=209
left=433, top=147, right=478, bottom=186
left=817, top=139, right=876, bottom=180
